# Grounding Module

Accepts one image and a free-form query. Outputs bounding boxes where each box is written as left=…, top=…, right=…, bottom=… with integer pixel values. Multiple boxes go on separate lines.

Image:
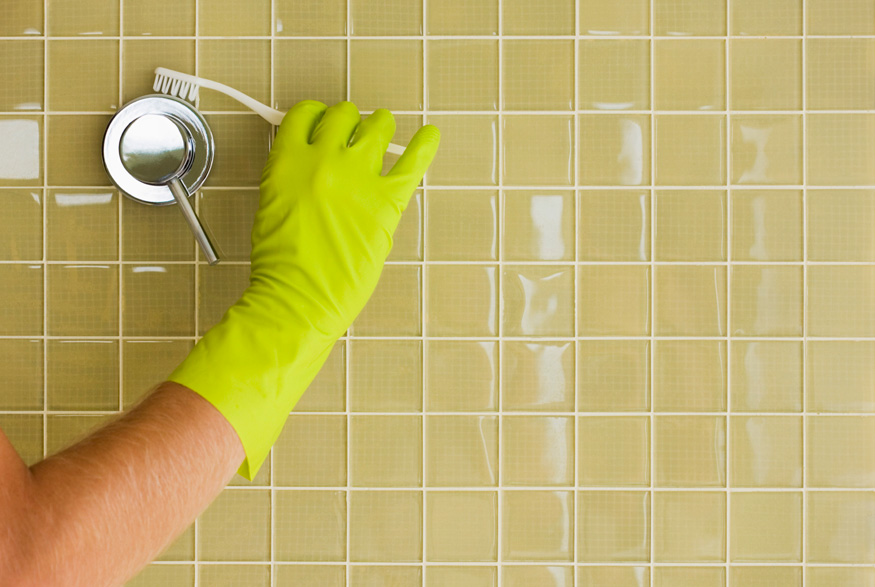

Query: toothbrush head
left=153, top=67, right=200, bottom=102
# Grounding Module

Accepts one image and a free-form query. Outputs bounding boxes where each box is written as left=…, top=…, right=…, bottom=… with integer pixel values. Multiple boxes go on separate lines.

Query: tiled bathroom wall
left=1, top=0, right=875, bottom=585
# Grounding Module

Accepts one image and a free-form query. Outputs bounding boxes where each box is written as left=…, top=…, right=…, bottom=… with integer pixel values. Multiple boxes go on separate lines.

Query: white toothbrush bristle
left=153, top=72, right=199, bottom=102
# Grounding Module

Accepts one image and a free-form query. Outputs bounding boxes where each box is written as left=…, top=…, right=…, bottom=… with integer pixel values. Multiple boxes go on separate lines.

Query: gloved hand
left=168, top=100, right=440, bottom=480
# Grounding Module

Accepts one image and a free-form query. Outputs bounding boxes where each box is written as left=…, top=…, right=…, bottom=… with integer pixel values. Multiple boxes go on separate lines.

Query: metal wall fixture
left=102, top=94, right=220, bottom=265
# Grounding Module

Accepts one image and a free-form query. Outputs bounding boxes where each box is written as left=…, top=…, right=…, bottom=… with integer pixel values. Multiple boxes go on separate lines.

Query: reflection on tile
left=730, top=39, right=802, bottom=110
left=653, top=40, right=725, bottom=111
left=807, top=114, right=875, bottom=186
left=807, top=266, right=875, bottom=337
left=350, top=491, right=422, bottom=562
left=654, top=190, right=726, bottom=261
left=579, top=0, right=649, bottom=35
left=503, top=116, right=574, bottom=186
left=198, top=40, right=270, bottom=112
left=579, top=40, right=649, bottom=111
left=503, top=265, right=574, bottom=337
left=0, top=115, right=42, bottom=186
left=730, top=416, right=803, bottom=488
left=349, top=340, right=422, bottom=412
left=353, top=265, right=421, bottom=336
left=730, top=341, right=803, bottom=413
left=808, top=342, right=875, bottom=412
left=577, top=566, right=650, bottom=587
left=427, top=40, right=497, bottom=111
left=578, top=191, right=649, bottom=261
left=351, top=0, right=421, bottom=35
left=350, top=40, right=423, bottom=111
left=731, top=492, right=802, bottom=562
left=0, top=414, right=43, bottom=466
left=655, top=115, right=726, bottom=186
left=198, top=489, right=270, bottom=561
left=124, top=0, right=195, bottom=36
left=47, top=40, right=118, bottom=112
left=274, top=566, right=346, bottom=587
left=731, top=265, right=803, bottom=336
left=274, top=0, right=346, bottom=36
left=0, top=41, right=43, bottom=111
left=46, top=189, right=118, bottom=261
left=731, top=0, right=801, bottom=35
left=579, top=115, right=650, bottom=186
left=808, top=190, right=875, bottom=261
left=502, top=491, right=573, bottom=562
left=577, top=491, right=650, bottom=562
left=808, top=0, right=875, bottom=34
left=350, top=415, right=422, bottom=487
left=296, top=341, right=346, bottom=412
left=653, top=0, right=726, bottom=35
left=806, top=491, right=875, bottom=563
left=273, top=415, right=346, bottom=487
left=198, top=565, right=269, bottom=587
left=730, top=115, right=802, bottom=185
left=655, top=265, right=726, bottom=336
left=204, top=115, right=272, bottom=188
left=0, top=339, right=43, bottom=411
left=578, top=265, right=650, bottom=336
left=274, top=491, right=346, bottom=561
left=274, top=40, right=347, bottom=109
left=0, top=264, right=43, bottom=335
left=652, top=567, right=725, bottom=587
left=122, top=195, right=195, bottom=261
left=427, top=416, right=498, bottom=487
left=502, top=342, right=574, bottom=412
left=46, top=340, right=118, bottom=410
left=503, top=0, right=573, bottom=34
left=427, top=0, right=498, bottom=35
left=426, top=491, right=497, bottom=562
left=198, top=264, right=249, bottom=335
left=388, top=190, right=422, bottom=261
left=426, top=265, right=496, bottom=337
left=578, top=417, right=649, bottom=487
left=46, top=115, right=113, bottom=186
left=654, top=340, right=726, bottom=412
left=729, top=567, right=801, bottom=587
left=426, top=190, right=497, bottom=261
left=0, top=190, right=42, bottom=260
left=653, top=491, right=726, bottom=562
left=197, top=189, right=258, bottom=262
left=578, top=340, right=650, bottom=412
left=655, top=416, right=726, bottom=487
left=122, top=264, right=195, bottom=337
left=808, top=416, right=875, bottom=488
left=198, top=0, right=269, bottom=35
left=46, top=414, right=113, bottom=456
left=504, top=190, right=574, bottom=261
left=426, top=566, right=497, bottom=587
left=731, top=190, right=803, bottom=261
left=426, top=340, right=498, bottom=412
left=426, top=115, right=498, bottom=186
left=503, top=41, right=574, bottom=111
left=47, top=264, right=118, bottom=336
left=502, top=416, right=574, bottom=486
left=0, top=2, right=43, bottom=35
left=47, top=0, right=119, bottom=35
left=808, top=39, right=875, bottom=110
left=122, top=340, right=193, bottom=408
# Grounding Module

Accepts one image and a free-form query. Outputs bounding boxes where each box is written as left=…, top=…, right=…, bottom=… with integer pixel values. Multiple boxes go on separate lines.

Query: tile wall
left=1, top=0, right=875, bottom=585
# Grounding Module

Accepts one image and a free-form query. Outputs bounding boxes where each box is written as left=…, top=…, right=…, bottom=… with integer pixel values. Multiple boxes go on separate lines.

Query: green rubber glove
left=168, top=100, right=440, bottom=480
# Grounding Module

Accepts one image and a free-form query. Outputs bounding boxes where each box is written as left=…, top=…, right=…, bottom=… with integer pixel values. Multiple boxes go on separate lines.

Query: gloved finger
left=385, top=124, right=440, bottom=183
left=349, top=108, right=396, bottom=151
left=274, top=100, right=328, bottom=148
left=309, top=101, right=361, bottom=148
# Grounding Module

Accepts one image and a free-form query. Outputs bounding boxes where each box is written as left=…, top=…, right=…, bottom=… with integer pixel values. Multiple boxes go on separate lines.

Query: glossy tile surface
left=1, top=0, right=874, bottom=581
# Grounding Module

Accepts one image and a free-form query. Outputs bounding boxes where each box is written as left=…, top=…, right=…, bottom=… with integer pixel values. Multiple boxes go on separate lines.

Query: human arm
left=1, top=381, right=244, bottom=586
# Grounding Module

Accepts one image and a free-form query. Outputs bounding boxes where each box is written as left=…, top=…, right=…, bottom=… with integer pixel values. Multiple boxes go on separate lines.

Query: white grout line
left=573, top=0, right=580, bottom=578
left=41, top=0, right=48, bottom=465
left=420, top=0, right=429, bottom=576
left=6, top=34, right=875, bottom=40
left=648, top=0, right=655, bottom=581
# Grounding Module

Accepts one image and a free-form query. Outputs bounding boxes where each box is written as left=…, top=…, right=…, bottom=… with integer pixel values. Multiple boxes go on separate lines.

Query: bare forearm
left=12, top=382, right=244, bottom=587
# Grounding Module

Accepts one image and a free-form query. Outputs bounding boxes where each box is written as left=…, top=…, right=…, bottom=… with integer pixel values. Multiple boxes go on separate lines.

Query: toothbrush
left=153, top=67, right=406, bottom=155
